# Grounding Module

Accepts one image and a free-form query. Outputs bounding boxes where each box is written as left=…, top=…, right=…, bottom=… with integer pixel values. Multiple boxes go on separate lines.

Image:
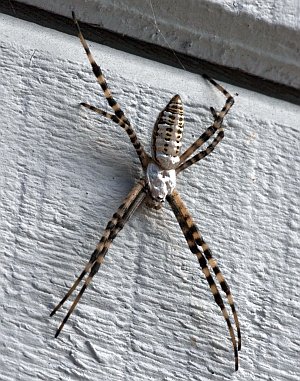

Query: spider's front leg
left=51, top=178, right=147, bottom=337
left=72, top=12, right=150, bottom=169
left=177, top=75, right=234, bottom=173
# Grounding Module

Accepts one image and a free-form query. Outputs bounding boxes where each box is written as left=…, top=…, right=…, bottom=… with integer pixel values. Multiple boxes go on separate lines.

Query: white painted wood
left=16, top=0, right=300, bottom=88
left=1, top=11, right=299, bottom=381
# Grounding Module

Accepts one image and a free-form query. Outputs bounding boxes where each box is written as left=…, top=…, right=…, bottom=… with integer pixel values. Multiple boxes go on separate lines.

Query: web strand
left=149, top=0, right=186, bottom=71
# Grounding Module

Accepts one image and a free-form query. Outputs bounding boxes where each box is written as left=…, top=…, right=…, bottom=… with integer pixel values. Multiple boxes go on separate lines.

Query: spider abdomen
left=151, top=94, right=184, bottom=170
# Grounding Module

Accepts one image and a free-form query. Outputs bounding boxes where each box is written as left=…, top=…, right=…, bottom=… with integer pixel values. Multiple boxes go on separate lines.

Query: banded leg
left=51, top=178, right=147, bottom=337
left=170, top=189, right=241, bottom=351
left=80, top=103, right=150, bottom=163
left=50, top=179, right=146, bottom=316
left=166, top=190, right=239, bottom=371
left=176, top=75, right=234, bottom=174
left=202, top=74, right=234, bottom=121
left=176, top=125, right=224, bottom=173
left=72, top=12, right=149, bottom=169
left=178, top=106, right=218, bottom=165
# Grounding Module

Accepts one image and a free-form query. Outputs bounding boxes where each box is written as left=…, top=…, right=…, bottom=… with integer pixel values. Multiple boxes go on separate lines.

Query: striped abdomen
left=151, top=94, right=184, bottom=170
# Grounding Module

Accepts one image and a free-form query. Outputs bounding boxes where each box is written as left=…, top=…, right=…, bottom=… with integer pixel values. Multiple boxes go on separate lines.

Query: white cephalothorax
left=146, top=162, right=176, bottom=204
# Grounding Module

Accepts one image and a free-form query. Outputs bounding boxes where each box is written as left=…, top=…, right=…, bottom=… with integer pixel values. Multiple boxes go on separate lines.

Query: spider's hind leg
left=167, top=189, right=240, bottom=371
left=169, top=189, right=241, bottom=351
left=51, top=178, right=147, bottom=337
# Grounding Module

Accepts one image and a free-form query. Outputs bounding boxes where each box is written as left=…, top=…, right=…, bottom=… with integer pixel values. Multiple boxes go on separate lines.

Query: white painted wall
left=0, top=7, right=299, bottom=381
left=16, top=0, right=300, bottom=88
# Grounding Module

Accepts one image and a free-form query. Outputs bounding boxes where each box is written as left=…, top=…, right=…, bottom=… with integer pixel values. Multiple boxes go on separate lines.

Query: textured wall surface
left=16, top=0, right=300, bottom=88
left=0, top=11, right=299, bottom=381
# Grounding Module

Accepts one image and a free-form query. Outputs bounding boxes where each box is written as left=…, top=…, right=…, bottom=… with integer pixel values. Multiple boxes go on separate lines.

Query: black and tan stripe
left=202, top=74, right=231, bottom=96
left=72, top=12, right=150, bottom=169
left=81, top=103, right=148, bottom=165
left=202, top=74, right=234, bottom=124
left=72, top=12, right=126, bottom=121
left=176, top=75, right=234, bottom=174
left=178, top=125, right=217, bottom=166
left=170, top=189, right=241, bottom=351
left=176, top=126, right=224, bottom=173
left=50, top=200, right=126, bottom=317
left=166, top=189, right=239, bottom=371
left=51, top=178, right=147, bottom=337
left=178, top=105, right=219, bottom=165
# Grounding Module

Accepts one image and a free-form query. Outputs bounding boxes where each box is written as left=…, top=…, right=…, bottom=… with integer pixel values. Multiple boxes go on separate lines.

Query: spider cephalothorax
left=51, top=12, right=241, bottom=371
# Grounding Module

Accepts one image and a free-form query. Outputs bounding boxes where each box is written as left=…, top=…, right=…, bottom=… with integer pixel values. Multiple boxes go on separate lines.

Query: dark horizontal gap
left=1, top=0, right=299, bottom=105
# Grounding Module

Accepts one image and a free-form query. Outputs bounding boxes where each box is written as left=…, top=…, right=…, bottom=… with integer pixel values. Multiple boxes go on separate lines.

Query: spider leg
left=50, top=181, right=141, bottom=316
left=169, top=189, right=241, bottom=351
left=51, top=178, right=147, bottom=337
left=167, top=189, right=239, bottom=371
left=210, top=107, right=218, bottom=120
left=72, top=11, right=127, bottom=123
left=176, top=125, right=224, bottom=174
left=177, top=76, right=234, bottom=174
left=72, top=12, right=150, bottom=169
left=80, top=103, right=148, bottom=158
left=80, top=103, right=116, bottom=120
left=176, top=124, right=222, bottom=174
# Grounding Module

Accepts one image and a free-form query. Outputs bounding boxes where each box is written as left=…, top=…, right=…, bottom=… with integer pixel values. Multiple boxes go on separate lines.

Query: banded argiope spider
left=51, top=12, right=241, bottom=371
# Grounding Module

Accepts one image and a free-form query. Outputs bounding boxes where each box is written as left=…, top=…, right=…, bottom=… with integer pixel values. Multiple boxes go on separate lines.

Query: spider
left=50, top=12, right=241, bottom=371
